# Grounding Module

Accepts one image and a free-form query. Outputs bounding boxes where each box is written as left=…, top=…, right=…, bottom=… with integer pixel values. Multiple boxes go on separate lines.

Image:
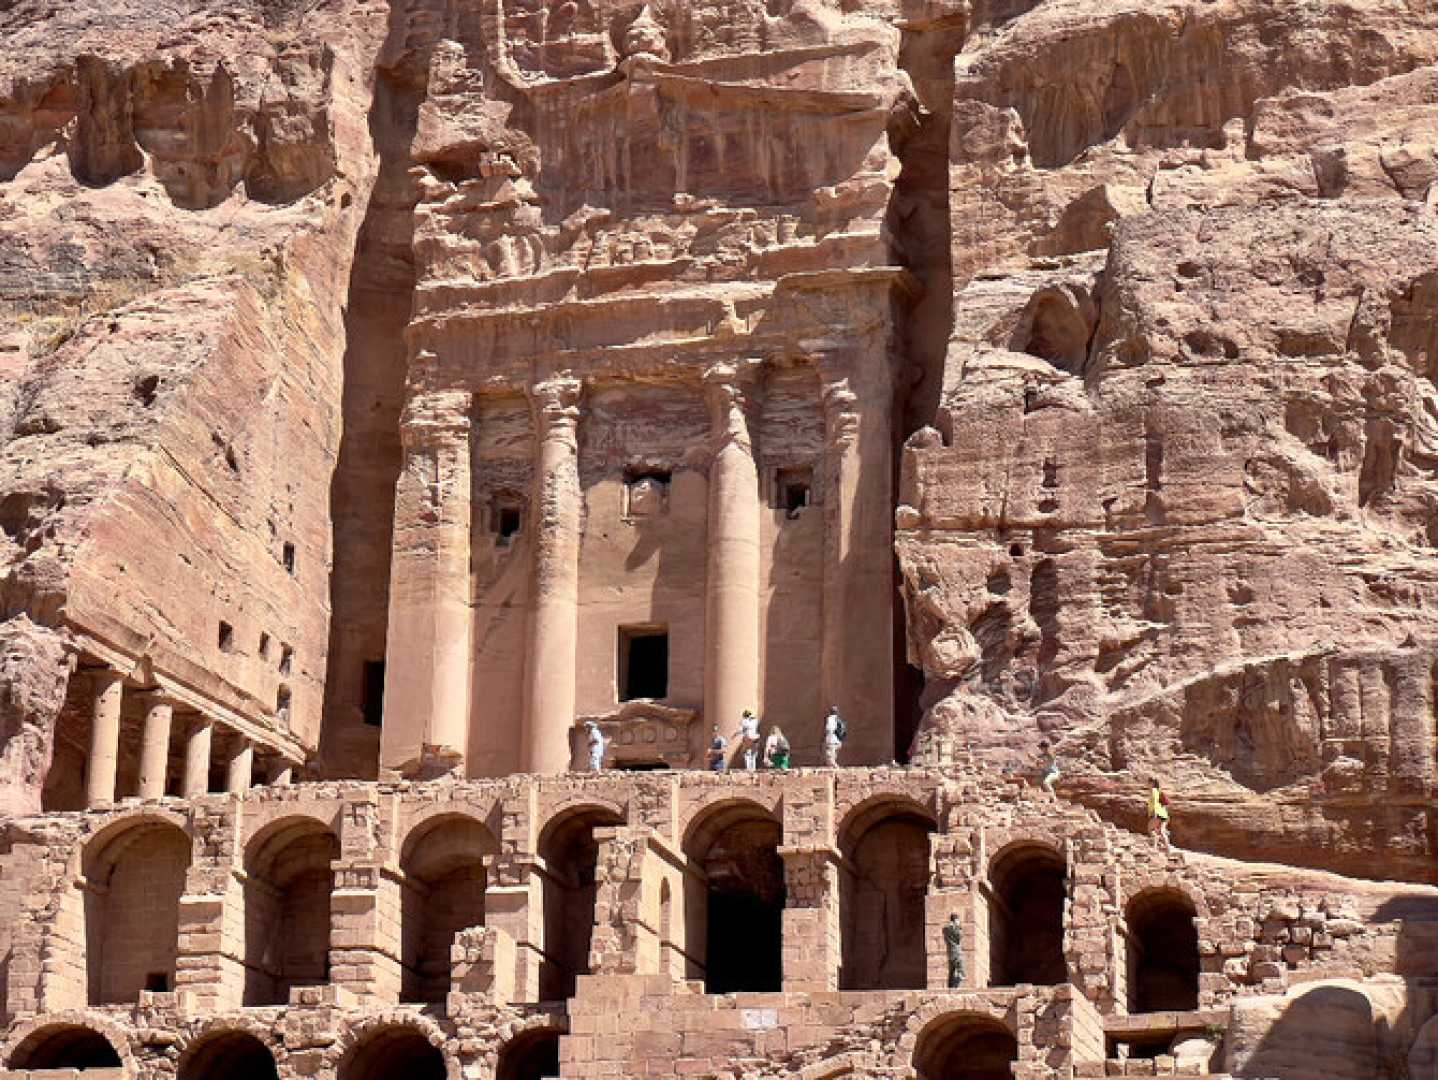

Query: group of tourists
left=582, top=705, right=848, bottom=773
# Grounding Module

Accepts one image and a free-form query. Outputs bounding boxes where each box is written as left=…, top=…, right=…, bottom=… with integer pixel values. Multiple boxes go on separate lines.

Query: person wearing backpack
left=823, top=705, right=845, bottom=766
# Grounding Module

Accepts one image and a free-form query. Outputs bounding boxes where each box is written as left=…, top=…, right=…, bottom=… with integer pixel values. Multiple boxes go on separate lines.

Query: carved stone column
left=226, top=739, right=253, bottom=794
left=523, top=378, right=583, bottom=775
left=136, top=693, right=174, bottom=800
left=381, top=389, right=475, bottom=777
left=703, top=362, right=762, bottom=737
left=85, top=668, right=124, bottom=807
left=182, top=716, right=213, bottom=797
left=820, top=371, right=893, bottom=763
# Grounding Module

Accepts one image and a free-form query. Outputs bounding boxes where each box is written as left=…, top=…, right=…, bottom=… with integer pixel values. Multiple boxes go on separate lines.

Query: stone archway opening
left=400, top=815, right=494, bottom=1004
left=180, top=1030, right=278, bottom=1080
left=243, top=818, right=339, bottom=1006
left=988, top=844, right=1067, bottom=987
left=497, top=1030, right=561, bottom=1080
left=83, top=817, right=192, bottom=1004
left=839, top=807, right=934, bottom=990
left=1127, top=889, right=1199, bottom=1012
left=539, top=806, right=622, bottom=1001
left=340, top=1026, right=445, bottom=1080
left=914, top=1014, right=1018, bottom=1080
left=8, top=1024, right=123, bottom=1070
left=685, top=803, right=785, bottom=994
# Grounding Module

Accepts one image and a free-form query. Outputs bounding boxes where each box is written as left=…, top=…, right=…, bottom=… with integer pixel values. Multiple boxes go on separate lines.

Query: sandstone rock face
left=897, top=0, right=1438, bottom=883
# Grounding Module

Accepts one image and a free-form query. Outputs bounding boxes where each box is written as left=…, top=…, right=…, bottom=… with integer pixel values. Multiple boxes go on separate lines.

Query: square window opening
left=624, top=466, right=672, bottom=519
left=362, top=660, right=386, bottom=727
left=775, top=466, right=813, bottom=518
left=497, top=505, right=522, bottom=542
left=145, top=972, right=169, bottom=993
left=218, top=621, right=235, bottom=653
left=618, top=627, right=668, bottom=701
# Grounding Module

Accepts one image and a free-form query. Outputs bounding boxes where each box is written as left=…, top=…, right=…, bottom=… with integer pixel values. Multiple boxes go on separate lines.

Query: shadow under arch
left=838, top=797, right=936, bottom=991
left=497, top=1028, right=561, bottom=1080
left=1232, top=981, right=1378, bottom=1079
left=82, top=814, right=192, bottom=1004
left=912, top=1011, right=1018, bottom=1080
left=243, top=815, right=340, bottom=1006
left=399, top=812, right=496, bottom=1004
left=179, top=1028, right=278, bottom=1080
left=987, top=841, right=1067, bottom=987
left=338, top=1023, right=447, bottom=1080
left=539, top=802, right=624, bottom=1001
left=683, top=798, right=785, bottom=994
left=1125, top=886, right=1198, bottom=1013
left=7, top=1022, right=124, bottom=1071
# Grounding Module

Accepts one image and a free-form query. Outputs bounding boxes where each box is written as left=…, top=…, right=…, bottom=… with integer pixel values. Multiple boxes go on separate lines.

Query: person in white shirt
left=823, top=705, right=844, bottom=766
left=739, top=709, right=761, bottom=771
left=585, top=720, right=607, bottom=772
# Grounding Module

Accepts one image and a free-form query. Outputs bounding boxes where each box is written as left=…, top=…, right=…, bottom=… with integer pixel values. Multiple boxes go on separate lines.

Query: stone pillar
left=820, top=370, right=893, bottom=764
left=226, top=739, right=253, bottom=794
left=523, top=378, right=583, bottom=775
left=183, top=717, right=213, bottom=797
left=485, top=854, right=544, bottom=1001
left=84, top=668, right=125, bottom=807
left=703, top=362, right=762, bottom=737
left=137, top=694, right=174, bottom=800
left=381, top=389, right=475, bottom=778
left=780, top=845, right=842, bottom=992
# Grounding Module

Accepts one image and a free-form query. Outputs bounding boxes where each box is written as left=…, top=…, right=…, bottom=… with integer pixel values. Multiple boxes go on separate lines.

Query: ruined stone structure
left=6, top=0, right=1438, bottom=1075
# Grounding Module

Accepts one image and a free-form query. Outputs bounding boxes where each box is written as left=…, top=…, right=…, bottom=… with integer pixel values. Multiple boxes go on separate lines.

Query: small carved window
left=276, top=685, right=292, bottom=725
left=279, top=644, right=294, bottom=676
left=259, top=632, right=271, bottom=660
left=492, top=493, right=524, bottom=546
left=624, top=466, right=671, bottom=519
left=218, top=621, right=235, bottom=653
left=618, top=625, right=668, bottom=701
left=282, top=542, right=296, bottom=575
left=774, top=465, right=813, bottom=518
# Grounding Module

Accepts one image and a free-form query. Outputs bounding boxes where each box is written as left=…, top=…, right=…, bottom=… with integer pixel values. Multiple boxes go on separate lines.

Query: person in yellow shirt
left=1148, top=778, right=1172, bottom=852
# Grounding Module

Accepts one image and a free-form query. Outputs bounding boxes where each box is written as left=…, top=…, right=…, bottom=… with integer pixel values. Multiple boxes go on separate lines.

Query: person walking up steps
left=823, top=705, right=845, bottom=766
left=1148, top=777, right=1172, bottom=852
left=739, top=709, right=761, bottom=771
left=1039, top=741, right=1060, bottom=799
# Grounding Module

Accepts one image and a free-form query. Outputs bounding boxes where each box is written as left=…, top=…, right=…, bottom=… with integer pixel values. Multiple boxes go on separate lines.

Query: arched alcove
left=244, top=817, right=339, bottom=1005
left=683, top=801, right=785, bottom=994
left=1126, top=889, right=1199, bottom=1012
left=400, top=815, right=495, bottom=1003
left=988, top=844, right=1067, bottom=987
left=914, top=1014, right=1018, bottom=1080
left=8, top=1024, right=123, bottom=1070
left=497, top=1030, right=561, bottom=1080
left=340, top=1026, right=446, bottom=1080
left=538, top=805, right=623, bottom=1001
left=180, top=1030, right=278, bottom=1080
left=83, top=817, right=192, bottom=1004
left=839, top=807, right=934, bottom=990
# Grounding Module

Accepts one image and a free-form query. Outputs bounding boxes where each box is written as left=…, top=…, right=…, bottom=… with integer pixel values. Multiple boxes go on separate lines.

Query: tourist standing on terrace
left=739, top=709, right=761, bottom=770
left=823, top=705, right=845, bottom=766
left=585, top=720, right=607, bottom=772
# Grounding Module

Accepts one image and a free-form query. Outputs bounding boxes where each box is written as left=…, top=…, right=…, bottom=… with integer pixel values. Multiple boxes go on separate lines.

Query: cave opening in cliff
left=539, top=805, right=623, bottom=1001
left=988, top=845, right=1067, bottom=987
left=497, top=1030, right=561, bottom=1080
left=839, top=806, right=935, bottom=990
left=243, top=818, right=338, bottom=1005
left=399, top=815, right=494, bottom=1004
left=180, top=1031, right=279, bottom=1080
left=7, top=1025, right=123, bottom=1070
left=339, top=1025, right=445, bottom=1080
left=83, top=817, right=191, bottom=1006
left=1127, top=889, right=1200, bottom=1012
left=685, top=803, right=786, bottom=994
left=913, top=1015, right=1018, bottom=1080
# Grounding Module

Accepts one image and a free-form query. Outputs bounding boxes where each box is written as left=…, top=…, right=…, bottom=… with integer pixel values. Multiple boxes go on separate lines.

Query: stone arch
left=538, top=802, right=624, bottom=1001
left=837, top=797, right=936, bottom=991
left=682, top=799, right=785, bottom=994
left=680, top=788, right=783, bottom=848
left=987, top=841, right=1067, bottom=987
left=5, top=1015, right=131, bottom=1073
left=401, top=798, right=504, bottom=855
left=399, top=813, right=496, bottom=1004
left=243, top=814, right=340, bottom=1005
left=336, top=1020, right=451, bottom=1080
left=178, top=1026, right=279, bottom=1080
left=496, top=1027, right=562, bottom=1080
left=240, top=803, right=341, bottom=851
left=81, top=813, right=192, bottom=1004
left=1126, top=887, right=1199, bottom=1013
left=910, top=1009, right=1019, bottom=1080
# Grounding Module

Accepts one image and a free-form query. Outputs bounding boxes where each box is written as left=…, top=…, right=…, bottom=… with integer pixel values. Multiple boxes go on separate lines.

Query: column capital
left=704, top=360, right=762, bottom=453
left=528, top=377, right=582, bottom=438
left=822, top=376, right=860, bottom=452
